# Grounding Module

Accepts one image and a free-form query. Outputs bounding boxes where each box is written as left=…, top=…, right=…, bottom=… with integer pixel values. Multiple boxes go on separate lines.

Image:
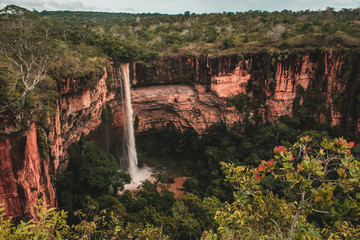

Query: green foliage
left=212, top=136, right=360, bottom=239
left=0, top=199, right=69, bottom=239
left=1, top=199, right=171, bottom=240
left=172, top=193, right=222, bottom=239
left=0, top=5, right=110, bottom=123
left=0, top=204, right=13, bottom=239
left=222, top=37, right=235, bottom=50
left=55, top=117, right=360, bottom=239
left=89, top=104, right=114, bottom=153
left=295, top=22, right=314, bottom=34
left=0, top=67, right=21, bottom=115
left=96, top=34, right=159, bottom=62
left=56, top=140, right=130, bottom=220
left=0, top=5, right=60, bottom=106
left=77, top=145, right=118, bottom=191
left=35, top=6, right=360, bottom=58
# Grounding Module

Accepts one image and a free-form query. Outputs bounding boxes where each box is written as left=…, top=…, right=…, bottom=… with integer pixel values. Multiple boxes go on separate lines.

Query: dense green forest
left=1, top=4, right=360, bottom=240
left=39, top=7, right=360, bottom=57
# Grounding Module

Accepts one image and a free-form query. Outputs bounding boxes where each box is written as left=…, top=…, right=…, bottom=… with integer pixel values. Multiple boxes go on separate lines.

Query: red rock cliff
left=116, top=51, right=359, bottom=134
left=0, top=69, right=113, bottom=218
left=50, top=69, right=115, bottom=172
left=1, top=51, right=359, bottom=219
left=0, top=123, right=55, bottom=218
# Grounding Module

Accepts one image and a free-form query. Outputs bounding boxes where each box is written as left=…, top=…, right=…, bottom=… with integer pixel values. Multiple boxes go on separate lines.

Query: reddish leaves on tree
left=258, top=164, right=266, bottom=172
left=297, top=163, right=304, bottom=172
left=276, top=146, right=286, bottom=154
left=268, top=159, right=274, bottom=166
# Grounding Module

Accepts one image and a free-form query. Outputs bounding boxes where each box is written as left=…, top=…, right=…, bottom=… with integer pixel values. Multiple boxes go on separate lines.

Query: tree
left=222, top=37, right=235, bottom=49
left=0, top=67, right=21, bottom=114
left=0, top=5, right=58, bottom=105
left=71, top=141, right=131, bottom=194
left=1, top=199, right=170, bottom=240
left=209, top=136, right=360, bottom=239
left=0, top=199, right=69, bottom=239
left=204, top=26, right=218, bottom=43
left=56, top=141, right=131, bottom=220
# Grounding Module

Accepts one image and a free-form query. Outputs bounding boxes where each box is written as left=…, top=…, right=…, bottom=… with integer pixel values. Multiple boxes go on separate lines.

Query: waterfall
left=119, top=63, right=152, bottom=189
left=120, top=63, right=138, bottom=177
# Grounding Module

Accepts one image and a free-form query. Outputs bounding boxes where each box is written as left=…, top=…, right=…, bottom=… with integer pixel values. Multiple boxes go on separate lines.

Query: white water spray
left=119, top=63, right=152, bottom=190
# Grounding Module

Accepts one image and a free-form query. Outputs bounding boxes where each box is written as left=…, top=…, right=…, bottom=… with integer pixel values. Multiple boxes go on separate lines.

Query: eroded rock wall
left=0, top=69, right=113, bottom=218
left=128, top=51, right=358, bottom=131
left=120, top=84, right=239, bottom=133
left=51, top=69, right=115, bottom=172
left=0, top=123, right=55, bottom=218
left=1, top=51, right=359, bottom=219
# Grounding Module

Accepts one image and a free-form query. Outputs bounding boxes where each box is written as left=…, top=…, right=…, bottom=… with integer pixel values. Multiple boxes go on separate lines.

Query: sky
left=0, top=0, right=359, bottom=14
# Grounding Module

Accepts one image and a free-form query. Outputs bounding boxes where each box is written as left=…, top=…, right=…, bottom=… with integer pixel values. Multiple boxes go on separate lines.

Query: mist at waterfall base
left=118, top=63, right=153, bottom=190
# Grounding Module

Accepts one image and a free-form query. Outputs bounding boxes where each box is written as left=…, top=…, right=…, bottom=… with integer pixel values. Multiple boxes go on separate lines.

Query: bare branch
left=270, top=218, right=284, bottom=239
left=0, top=14, right=56, bottom=106
left=311, top=209, right=329, bottom=214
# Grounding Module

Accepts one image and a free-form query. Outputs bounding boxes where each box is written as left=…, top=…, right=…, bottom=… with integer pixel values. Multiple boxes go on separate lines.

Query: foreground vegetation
left=1, top=124, right=359, bottom=239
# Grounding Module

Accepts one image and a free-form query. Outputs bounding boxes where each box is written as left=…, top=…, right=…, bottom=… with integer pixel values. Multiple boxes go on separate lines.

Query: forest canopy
left=38, top=7, right=360, bottom=56
left=3, top=5, right=360, bottom=64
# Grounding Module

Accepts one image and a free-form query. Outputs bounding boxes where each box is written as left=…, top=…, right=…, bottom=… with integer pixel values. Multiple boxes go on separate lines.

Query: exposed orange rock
left=0, top=123, right=55, bottom=218
left=120, top=53, right=352, bottom=134
left=210, top=60, right=251, bottom=98
left=0, top=137, right=25, bottom=218
left=112, top=84, right=240, bottom=133
left=156, top=177, right=188, bottom=198
left=61, top=77, right=76, bottom=94
left=50, top=69, right=115, bottom=172
left=265, top=55, right=315, bottom=119
left=324, top=52, right=347, bottom=126
left=168, top=177, right=188, bottom=198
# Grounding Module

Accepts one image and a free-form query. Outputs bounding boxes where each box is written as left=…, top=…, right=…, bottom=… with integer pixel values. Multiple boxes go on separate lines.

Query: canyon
left=0, top=50, right=359, bottom=218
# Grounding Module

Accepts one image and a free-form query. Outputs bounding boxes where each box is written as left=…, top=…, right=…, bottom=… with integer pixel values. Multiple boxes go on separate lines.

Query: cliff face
left=0, top=123, right=55, bottom=218
left=123, top=84, right=239, bottom=133
left=51, top=70, right=115, bottom=172
left=124, top=51, right=358, bottom=133
left=1, top=51, right=359, bottom=219
left=0, top=70, right=113, bottom=218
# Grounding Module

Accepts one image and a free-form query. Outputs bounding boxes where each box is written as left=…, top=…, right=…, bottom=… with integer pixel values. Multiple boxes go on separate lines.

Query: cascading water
left=120, top=63, right=138, bottom=177
left=119, top=63, right=152, bottom=190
